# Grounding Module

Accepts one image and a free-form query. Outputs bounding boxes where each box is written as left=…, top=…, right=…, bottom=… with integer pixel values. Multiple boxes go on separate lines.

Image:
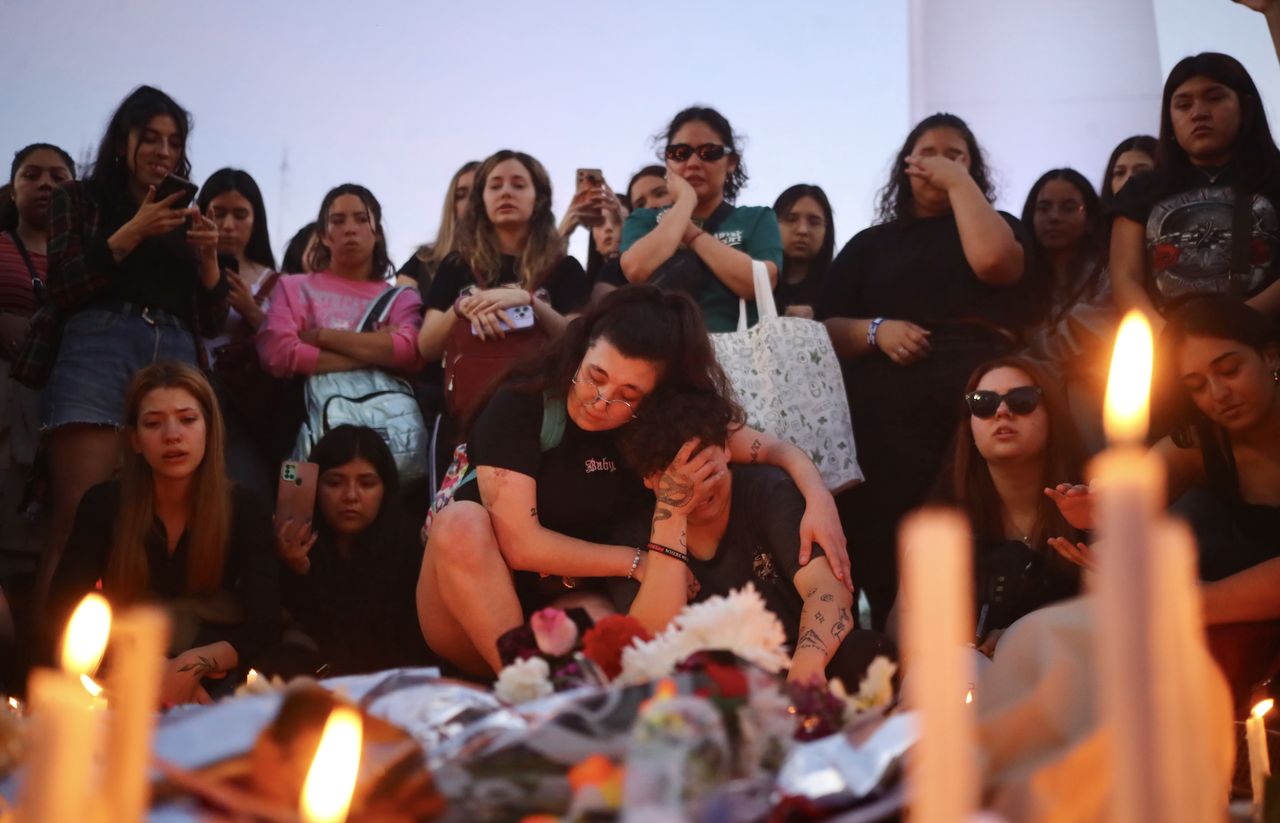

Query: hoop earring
left=1273, top=368, right=1279, bottom=384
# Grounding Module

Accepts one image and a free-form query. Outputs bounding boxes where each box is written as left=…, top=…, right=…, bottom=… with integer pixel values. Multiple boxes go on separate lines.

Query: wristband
left=646, top=541, right=689, bottom=564
left=626, top=547, right=643, bottom=580
left=867, top=317, right=886, bottom=349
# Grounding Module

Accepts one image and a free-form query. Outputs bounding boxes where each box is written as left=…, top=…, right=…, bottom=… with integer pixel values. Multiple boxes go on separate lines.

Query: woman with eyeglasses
left=416, top=285, right=850, bottom=677
left=1021, top=168, right=1114, bottom=453
left=1110, top=53, right=1280, bottom=328
left=818, top=112, right=1029, bottom=630
left=618, top=106, right=783, bottom=332
left=923, top=356, right=1084, bottom=657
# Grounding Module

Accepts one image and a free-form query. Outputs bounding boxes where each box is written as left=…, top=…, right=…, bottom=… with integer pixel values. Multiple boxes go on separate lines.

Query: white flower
left=494, top=656, right=554, bottom=704
left=616, top=584, right=791, bottom=685
left=830, top=655, right=897, bottom=721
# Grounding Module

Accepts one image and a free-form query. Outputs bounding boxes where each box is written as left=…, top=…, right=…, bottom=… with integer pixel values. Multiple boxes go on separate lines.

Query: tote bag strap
left=734, top=260, right=779, bottom=331
left=357, top=286, right=407, bottom=333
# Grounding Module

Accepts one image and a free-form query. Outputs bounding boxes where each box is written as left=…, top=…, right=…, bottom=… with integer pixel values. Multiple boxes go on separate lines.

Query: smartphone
left=575, top=168, right=605, bottom=227
left=276, top=461, right=319, bottom=525
left=155, top=173, right=199, bottom=208
left=472, top=303, right=535, bottom=335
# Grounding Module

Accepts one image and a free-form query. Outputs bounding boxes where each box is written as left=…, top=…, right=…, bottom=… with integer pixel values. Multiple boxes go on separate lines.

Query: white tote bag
left=710, top=261, right=863, bottom=492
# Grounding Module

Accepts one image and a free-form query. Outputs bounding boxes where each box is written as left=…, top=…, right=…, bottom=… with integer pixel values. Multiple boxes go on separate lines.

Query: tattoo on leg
left=797, top=628, right=828, bottom=654
left=749, top=438, right=763, bottom=464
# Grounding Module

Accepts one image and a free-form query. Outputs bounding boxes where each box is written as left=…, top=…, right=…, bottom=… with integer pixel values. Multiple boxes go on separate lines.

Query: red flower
left=700, top=658, right=749, bottom=700
left=581, top=615, right=652, bottom=680
left=1152, top=243, right=1180, bottom=270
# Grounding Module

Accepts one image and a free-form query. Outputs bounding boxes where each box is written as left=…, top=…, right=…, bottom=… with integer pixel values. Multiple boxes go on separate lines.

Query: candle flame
left=6, top=697, right=18, bottom=710
left=301, top=706, right=362, bottom=823
left=80, top=674, right=104, bottom=698
left=1104, top=311, right=1154, bottom=445
left=246, top=668, right=260, bottom=685
left=61, top=593, right=111, bottom=677
left=1254, top=699, right=1275, bottom=719
left=965, top=688, right=974, bottom=705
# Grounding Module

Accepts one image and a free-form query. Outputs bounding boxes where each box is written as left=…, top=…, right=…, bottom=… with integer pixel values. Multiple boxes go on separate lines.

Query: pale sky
left=2, top=0, right=1274, bottom=268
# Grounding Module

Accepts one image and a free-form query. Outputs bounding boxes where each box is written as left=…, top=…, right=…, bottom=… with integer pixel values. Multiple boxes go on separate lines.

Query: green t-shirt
left=619, top=204, right=783, bottom=333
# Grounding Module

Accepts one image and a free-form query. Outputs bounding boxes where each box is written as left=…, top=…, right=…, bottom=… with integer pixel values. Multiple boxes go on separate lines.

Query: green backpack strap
left=539, top=390, right=567, bottom=452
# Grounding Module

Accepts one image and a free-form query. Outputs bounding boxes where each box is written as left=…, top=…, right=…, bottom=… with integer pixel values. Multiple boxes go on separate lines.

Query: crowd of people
left=1, top=23, right=1278, bottom=714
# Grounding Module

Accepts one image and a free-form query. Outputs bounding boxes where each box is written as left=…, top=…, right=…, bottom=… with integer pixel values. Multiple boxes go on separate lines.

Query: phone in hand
left=472, top=303, right=535, bottom=335
left=276, top=461, right=318, bottom=526
left=575, top=168, right=605, bottom=227
left=156, top=173, right=199, bottom=208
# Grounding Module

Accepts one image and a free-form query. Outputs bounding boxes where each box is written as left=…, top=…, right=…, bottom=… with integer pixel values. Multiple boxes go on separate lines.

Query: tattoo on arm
left=656, top=469, right=694, bottom=508
left=804, top=587, right=818, bottom=598
left=813, top=611, right=825, bottom=624
left=820, top=593, right=834, bottom=602
left=831, top=607, right=852, bottom=642
left=797, top=628, right=828, bottom=654
left=177, top=655, right=219, bottom=678
left=493, top=468, right=509, bottom=479
left=530, top=507, right=538, bottom=518
left=651, top=506, right=673, bottom=535
left=749, top=438, right=763, bottom=465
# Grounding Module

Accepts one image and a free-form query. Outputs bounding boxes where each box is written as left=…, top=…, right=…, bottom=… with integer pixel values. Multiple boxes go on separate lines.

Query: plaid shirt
left=12, top=181, right=228, bottom=388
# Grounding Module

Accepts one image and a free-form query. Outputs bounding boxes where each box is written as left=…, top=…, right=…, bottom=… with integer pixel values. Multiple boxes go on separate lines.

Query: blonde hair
left=457, top=150, right=564, bottom=290
left=415, top=160, right=480, bottom=273
left=106, top=362, right=232, bottom=603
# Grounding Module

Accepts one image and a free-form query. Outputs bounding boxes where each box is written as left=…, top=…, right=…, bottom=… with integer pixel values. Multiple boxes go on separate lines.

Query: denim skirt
left=42, top=303, right=198, bottom=429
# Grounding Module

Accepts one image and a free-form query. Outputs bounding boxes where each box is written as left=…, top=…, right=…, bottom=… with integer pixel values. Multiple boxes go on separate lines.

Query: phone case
left=472, top=304, right=536, bottom=335
left=276, top=461, right=319, bottom=525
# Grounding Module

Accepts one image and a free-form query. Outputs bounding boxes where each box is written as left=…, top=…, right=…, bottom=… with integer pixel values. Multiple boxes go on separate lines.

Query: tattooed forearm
left=530, top=507, right=538, bottom=518
left=797, top=629, right=828, bottom=654
left=820, top=593, right=834, bottom=602
left=177, top=655, right=219, bottom=678
left=749, top=438, right=763, bottom=465
left=651, top=506, right=673, bottom=535
left=831, top=606, right=852, bottom=642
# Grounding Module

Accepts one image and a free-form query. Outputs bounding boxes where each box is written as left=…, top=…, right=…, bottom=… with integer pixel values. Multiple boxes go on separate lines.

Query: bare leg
left=416, top=501, right=524, bottom=677
left=36, top=424, right=120, bottom=608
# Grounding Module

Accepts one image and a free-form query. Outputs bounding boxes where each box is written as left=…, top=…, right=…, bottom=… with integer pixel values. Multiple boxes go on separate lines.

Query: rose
left=494, top=656, right=554, bottom=704
left=530, top=607, right=579, bottom=657
left=582, top=615, right=652, bottom=680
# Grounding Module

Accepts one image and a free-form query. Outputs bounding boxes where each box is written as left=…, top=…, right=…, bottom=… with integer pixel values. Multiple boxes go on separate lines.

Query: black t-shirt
left=457, top=386, right=649, bottom=543
left=972, top=537, right=1080, bottom=635
left=608, top=465, right=824, bottom=643
left=1111, top=167, right=1280, bottom=311
left=396, top=252, right=433, bottom=287
left=423, top=252, right=589, bottom=315
left=774, top=265, right=827, bottom=315
left=817, top=211, right=1035, bottom=331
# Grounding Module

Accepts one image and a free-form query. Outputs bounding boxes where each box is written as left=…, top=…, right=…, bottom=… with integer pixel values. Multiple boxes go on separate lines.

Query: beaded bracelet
left=647, top=541, right=689, bottom=564
left=626, top=547, right=643, bottom=580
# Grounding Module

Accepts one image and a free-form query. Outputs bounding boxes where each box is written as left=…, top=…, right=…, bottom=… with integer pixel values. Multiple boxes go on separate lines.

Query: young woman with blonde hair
left=396, top=159, right=480, bottom=290
left=47, top=362, right=279, bottom=705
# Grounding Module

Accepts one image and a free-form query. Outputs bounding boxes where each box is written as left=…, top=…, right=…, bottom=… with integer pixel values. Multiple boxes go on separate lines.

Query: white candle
left=104, top=606, right=170, bottom=823
left=18, top=594, right=112, bottom=823
left=301, top=706, right=363, bottom=823
left=899, top=508, right=977, bottom=823
left=1249, top=699, right=1273, bottom=815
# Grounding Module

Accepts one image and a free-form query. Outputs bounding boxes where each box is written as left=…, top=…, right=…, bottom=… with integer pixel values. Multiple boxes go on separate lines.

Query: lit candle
left=18, top=594, right=112, bottom=823
left=1093, top=312, right=1220, bottom=822
left=1248, top=699, right=1273, bottom=815
left=104, top=606, right=169, bottom=823
left=301, top=706, right=363, bottom=823
left=899, top=508, right=977, bottom=823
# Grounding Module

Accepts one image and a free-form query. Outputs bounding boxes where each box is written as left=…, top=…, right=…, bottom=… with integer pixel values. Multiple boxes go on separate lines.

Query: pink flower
left=530, top=608, right=579, bottom=657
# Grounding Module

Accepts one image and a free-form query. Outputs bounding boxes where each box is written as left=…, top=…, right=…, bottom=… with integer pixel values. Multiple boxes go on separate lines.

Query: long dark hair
left=282, top=221, right=317, bottom=274
left=1020, top=168, right=1103, bottom=320
left=464, top=284, right=736, bottom=436
left=627, top=165, right=667, bottom=206
left=940, top=356, right=1086, bottom=549
left=876, top=112, right=995, bottom=224
left=196, top=168, right=277, bottom=270
left=87, top=86, right=192, bottom=205
left=774, top=183, right=836, bottom=275
left=308, top=424, right=402, bottom=539
left=1159, top=296, right=1280, bottom=439
left=1155, top=53, right=1280, bottom=196
left=657, top=106, right=748, bottom=203
left=1, top=143, right=77, bottom=230
left=1099, top=134, right=1157, bottom=211
left=309, top=184, right=391, bottom=279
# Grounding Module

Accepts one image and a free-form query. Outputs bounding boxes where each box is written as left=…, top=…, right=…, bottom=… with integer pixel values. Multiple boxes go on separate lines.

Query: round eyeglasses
left=571, top=371, right=638, bottom=419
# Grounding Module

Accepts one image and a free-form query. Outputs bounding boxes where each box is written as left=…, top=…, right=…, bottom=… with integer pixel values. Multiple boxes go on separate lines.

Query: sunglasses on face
left=664, top=143, right=731, bottom=163
left=964, top=386, right=1043, bottom=418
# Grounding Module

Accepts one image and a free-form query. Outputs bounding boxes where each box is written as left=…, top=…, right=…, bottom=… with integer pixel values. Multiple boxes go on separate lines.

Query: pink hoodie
left=257, top=271, right=424, bottom=377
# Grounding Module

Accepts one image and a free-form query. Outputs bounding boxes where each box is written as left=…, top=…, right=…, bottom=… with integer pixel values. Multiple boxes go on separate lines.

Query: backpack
left=421, top=389, right=566, bottom=542
left=293, top=287, right=427, bottom=483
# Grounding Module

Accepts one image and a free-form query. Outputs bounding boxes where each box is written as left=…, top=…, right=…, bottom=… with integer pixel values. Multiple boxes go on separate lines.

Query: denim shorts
left=42, top=303, right=198, bottom=429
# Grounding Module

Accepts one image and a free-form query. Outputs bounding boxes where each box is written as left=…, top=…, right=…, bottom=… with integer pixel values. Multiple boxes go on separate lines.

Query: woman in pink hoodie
left=258, top=184, right=423, bottom=379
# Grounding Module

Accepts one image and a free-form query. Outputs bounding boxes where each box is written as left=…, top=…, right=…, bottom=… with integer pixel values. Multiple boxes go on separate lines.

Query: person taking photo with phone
left=12, top=86, right=228, bottom=608
left=46, top=363, right=279, bottom=705
left=618, top=106, right=783, bottom=332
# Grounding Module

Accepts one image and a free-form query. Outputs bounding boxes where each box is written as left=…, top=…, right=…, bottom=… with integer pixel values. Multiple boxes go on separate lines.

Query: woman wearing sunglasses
left=928, top=356, right=1084, bottom=657
left=416, top=285, right=849, bottom=677
left=818, top=113, right=1030, bottom=630
left=617, top=106, right=783, bottom=333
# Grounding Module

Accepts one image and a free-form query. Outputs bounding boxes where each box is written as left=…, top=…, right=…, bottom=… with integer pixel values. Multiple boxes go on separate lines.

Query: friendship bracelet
left=626, top=547, right=643, bottom=580
left=867, top=316, right=886, bottom=349
left=646, top=541, right=689, bottom=564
